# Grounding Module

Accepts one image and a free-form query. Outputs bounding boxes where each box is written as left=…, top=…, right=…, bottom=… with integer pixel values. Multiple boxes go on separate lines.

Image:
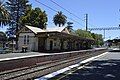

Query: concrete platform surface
left=0, top=48, right=106, bottom=61
left=94, top=52, right=120, bottom=60
left=49, top=51, right=120, bottom=80
left=0, top=52, right=50, bottom=61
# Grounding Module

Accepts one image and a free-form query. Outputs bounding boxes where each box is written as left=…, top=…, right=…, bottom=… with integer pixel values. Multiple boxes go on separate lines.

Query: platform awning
left=37, top=32, right=94, bottom=43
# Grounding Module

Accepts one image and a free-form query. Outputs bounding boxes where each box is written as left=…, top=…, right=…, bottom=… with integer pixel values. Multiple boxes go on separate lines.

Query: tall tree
left=53, top=11, right=67, bottom=27
left=75, top=29, right=93, bottom=39
left=6, top=0, right=30, bottom=36
left=67, top=22, right=73, bottom=32
left=91, top=33, right=103, bottom=46
left=6, top=0, right=30, bottom=50
left=0, top=0, right=9, bottom=27
left=20, top=7, right=48, bottom=29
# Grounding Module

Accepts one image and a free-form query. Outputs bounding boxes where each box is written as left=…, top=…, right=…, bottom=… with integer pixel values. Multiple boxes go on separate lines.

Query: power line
left=88, top=27, right=120, bottom=31
left=67, top=17, right=83, bottom=26
left=50, top=0, right=97, bottom=28
left=35, top=0, right=57, bottom=12
left=88, top=26, right=120, bottom=39
left=50, top=0, right=84, bottom=21
left=35, top=0, right=84, bottom=27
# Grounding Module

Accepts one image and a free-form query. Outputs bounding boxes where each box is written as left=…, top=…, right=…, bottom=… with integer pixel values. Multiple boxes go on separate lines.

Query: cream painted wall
left=18, top=33, right=68, bottom=51
left=18, top=33, right=38, bottom=51
left=46, top=38, right=61, bottom=50
left=46, top=38, right=53, bottom=50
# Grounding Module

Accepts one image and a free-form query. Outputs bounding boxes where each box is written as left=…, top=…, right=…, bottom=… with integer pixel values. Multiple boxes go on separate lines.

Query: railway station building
left=17, top=25, right=94, bottom=52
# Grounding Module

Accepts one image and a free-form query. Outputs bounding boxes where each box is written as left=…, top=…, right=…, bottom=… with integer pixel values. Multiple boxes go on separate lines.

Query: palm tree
left=0, top=0, right=9, bottom=27
left=67, top=22, right=73, bottom=32
left=53, top=11, right=67, bottom=27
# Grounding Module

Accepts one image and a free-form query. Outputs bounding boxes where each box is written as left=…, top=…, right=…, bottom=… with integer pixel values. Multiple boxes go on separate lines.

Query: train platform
left=0, top=48, right=105, bottom=62
left=0, top=52, right=51, bottom=61
left=42, top=49, right=120, bottom=80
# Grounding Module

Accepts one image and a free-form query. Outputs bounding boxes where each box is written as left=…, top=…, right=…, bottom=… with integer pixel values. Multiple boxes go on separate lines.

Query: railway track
left=0, top=51, right=104, bottom=80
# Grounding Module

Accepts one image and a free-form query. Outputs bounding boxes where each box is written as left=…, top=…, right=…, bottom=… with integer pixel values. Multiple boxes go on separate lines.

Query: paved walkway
left=0, top=52, right=50, bottom=61
left=94, top=52, right=120, bottom=60
left=57, top=51, right=120, bottom=80
left=0, top=48, right=105, bottom=61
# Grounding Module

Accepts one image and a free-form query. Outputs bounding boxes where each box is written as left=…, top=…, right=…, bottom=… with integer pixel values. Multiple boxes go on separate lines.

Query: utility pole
left=85, top=14, right=88, bottom=31
left=103, top=29, right=105, bottom=39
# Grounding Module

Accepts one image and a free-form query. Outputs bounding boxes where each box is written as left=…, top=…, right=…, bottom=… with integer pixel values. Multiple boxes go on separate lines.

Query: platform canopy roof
left=25, top=25, right=45, bottom=34
left=46, top=26, right=66, bottom=32
left=25, top=25, right=68, bottom=34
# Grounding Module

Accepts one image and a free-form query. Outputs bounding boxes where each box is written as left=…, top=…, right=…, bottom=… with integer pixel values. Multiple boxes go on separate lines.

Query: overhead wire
left=35, top=0, right=84, bottom=27
left=35, top=0, right=57, bottom=12
left=50, top=0, right=84, bottom=21
left=50, top=0, right=97, bottom=28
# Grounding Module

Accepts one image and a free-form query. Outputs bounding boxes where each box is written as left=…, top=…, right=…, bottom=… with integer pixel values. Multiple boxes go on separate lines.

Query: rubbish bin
left=22, top=45, right=27, bottom=52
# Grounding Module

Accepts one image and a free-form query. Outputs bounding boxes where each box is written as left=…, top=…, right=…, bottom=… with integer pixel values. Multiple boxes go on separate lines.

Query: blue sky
left=1, top=0, right=120, bottom=40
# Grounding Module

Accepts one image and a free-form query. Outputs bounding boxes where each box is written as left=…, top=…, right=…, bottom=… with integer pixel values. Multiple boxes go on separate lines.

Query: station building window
left=24, top=35, right=29, bottom=44
left=24, top=35, right=26, bottom=44
left=27, top=35, right=29, bottom=44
